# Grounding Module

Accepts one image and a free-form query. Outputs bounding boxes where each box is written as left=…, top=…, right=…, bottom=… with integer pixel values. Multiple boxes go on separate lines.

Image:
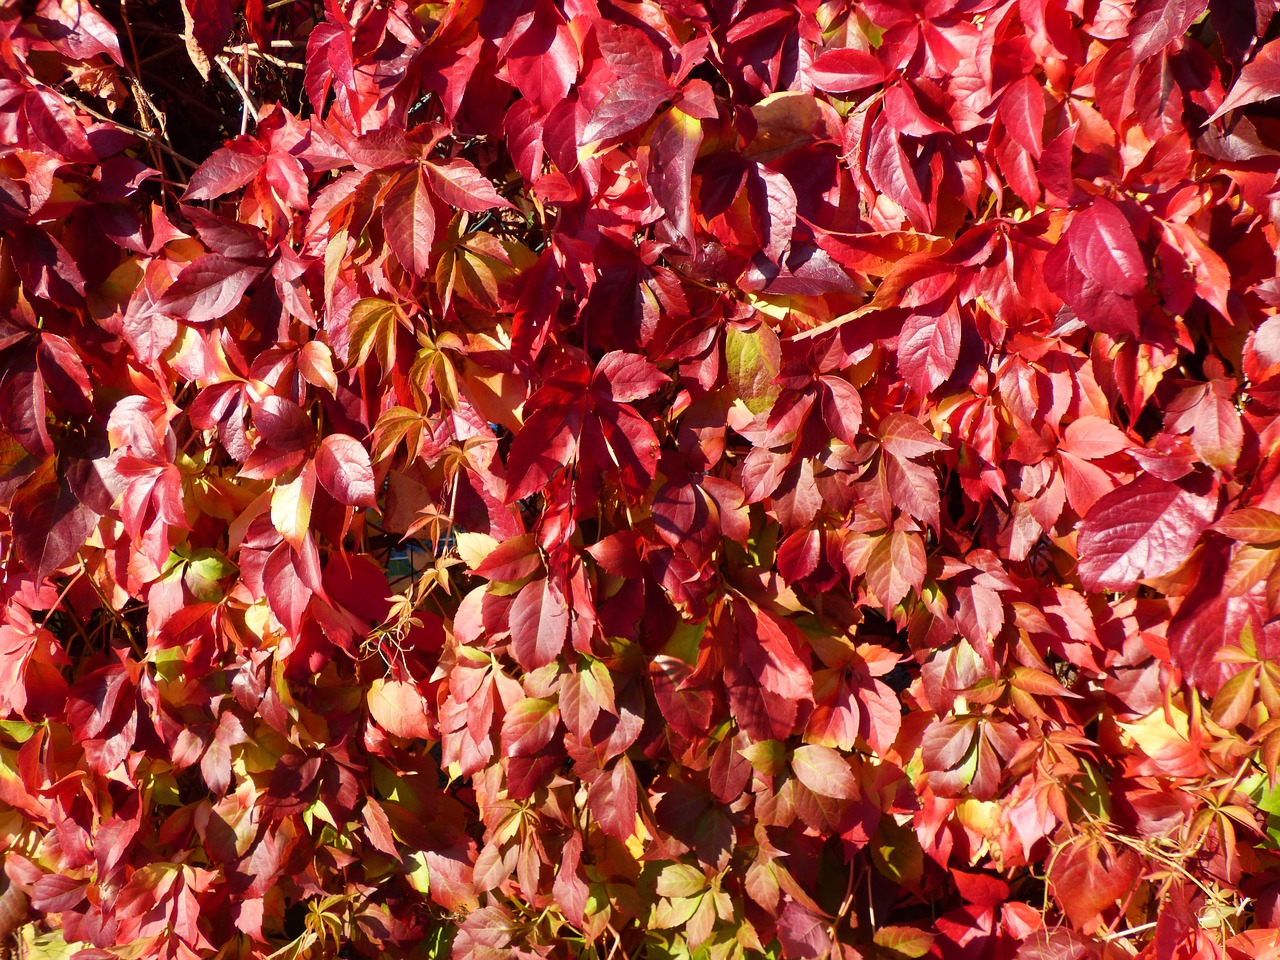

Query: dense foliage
left=4, top=0, right=1280, bottom=957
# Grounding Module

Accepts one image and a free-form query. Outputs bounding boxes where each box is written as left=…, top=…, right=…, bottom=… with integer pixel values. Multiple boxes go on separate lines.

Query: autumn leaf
left=315, top=434, right=375, bottom=508
left=1077, top=474, right=1218, bottom=591
left=367, top=679, right=433, bottom=740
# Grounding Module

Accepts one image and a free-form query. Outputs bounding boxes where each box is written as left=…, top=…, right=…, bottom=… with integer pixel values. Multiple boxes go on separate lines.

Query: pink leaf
left=315, top=434, right=376, bottom=508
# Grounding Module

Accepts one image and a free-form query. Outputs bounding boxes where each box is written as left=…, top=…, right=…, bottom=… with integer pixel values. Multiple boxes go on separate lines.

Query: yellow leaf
left=455, top=531, right=499, bottom=570
left=271, top=467, right=315, bottom=550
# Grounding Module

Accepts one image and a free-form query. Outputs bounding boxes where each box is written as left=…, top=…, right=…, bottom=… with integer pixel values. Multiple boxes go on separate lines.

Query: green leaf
left=0, top=720, right=35, bottom=743
left=405, top=850, right=432, bottom=895
left=653, top=894, right=701, bottom=929
left=792, top=744, right=858, bottom=799
left=656, top=862, right=707, bottom=899
left=183, top=548, right=236, bottom=601
left=874, top=925, right=934, bottom=958
left=20, top=928, right=76, bottom=960
left=725, top=324, right=781, bottom=414
left=738, top=739, right=786, bottom=776
left=349, top=297, right=402, bottom=370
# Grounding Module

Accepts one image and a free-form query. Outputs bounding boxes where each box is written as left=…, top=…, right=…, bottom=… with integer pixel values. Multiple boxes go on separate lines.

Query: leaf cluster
left=3, top=1, right=1280, bottom=960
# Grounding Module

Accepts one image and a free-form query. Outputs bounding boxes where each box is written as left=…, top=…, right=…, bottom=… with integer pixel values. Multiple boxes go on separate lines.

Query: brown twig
left=215, top=55, right=259, bottom=132
left=238, top=38, right=305, bottom=48
left=225, top=43, right=306, bottom=70
left=117, top=0, right=176, bottom=200
left=141, top=71, right=237, bottom=125
left=69, top=97, right=198, bottom=175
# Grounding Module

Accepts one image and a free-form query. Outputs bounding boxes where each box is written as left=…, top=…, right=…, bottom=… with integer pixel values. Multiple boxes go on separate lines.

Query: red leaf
left=183, top=141, right=266, bottom=200
left=361, top=796, right=399, bottom=858
left=10, top=456, right=98, bottom=580
left=1047, top=835, right=1141, bottom=929
left=507, top=577, right=569, bottom=670
left=1066, top=200, right=1145, bottom=297
left=383, top=167, right=436, bottom=277
left=1077, top=474, right=1218, bottom=591
left=865, top=116, right=931, bottom=229
left=263, top=541, right=311, bottom=636
left=425, top=160, right=514, bottom=213
left=182, top=0, right=234, bottom=63
left=304, top=22, right=355, bottom=116
left=35, top=0, right=122, bottom=63
left=31, top=874, right=89, bottom=913
left=778, top=528, right=821, bottom=582
left=648, top=104, right=704, bottom=245
left=592, top=351, right=669, bottom=403
left=1167, top=385, right=1243, bottom=471
left=1168, top=548, right=1270, bottom=693
left=201, top=710, right=245, bottom=795
left=505, top=6, right=579, bottom=112
left=898, top=300, right=961, bottom=396
left=1129, top=0, right=1208, bottom=62
left=155, top=254, right=264, bottom=323
left=1000, top=75, right=1046, bottom=158
left=499, top=697, right=559, bottom=757
left=739, top=601, right=814, bottom=702
left=582, top=73, right=674, bottom=143
left=315, top=434, right=376, bottom=508
left=587, top=757, right=638, bottom=841
left=13, top=226, right=86, bottom=304
left=805, top=47, right=885, bottom=93
left=1210, top=38, right=1280, bottom=120
left=252, top=396, right=314, bottom=452
left=820, top=376, right=863, bottom=445
left=504, top=406, right=580, bottom=504
left=471, top=534, right=542, bottom=581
